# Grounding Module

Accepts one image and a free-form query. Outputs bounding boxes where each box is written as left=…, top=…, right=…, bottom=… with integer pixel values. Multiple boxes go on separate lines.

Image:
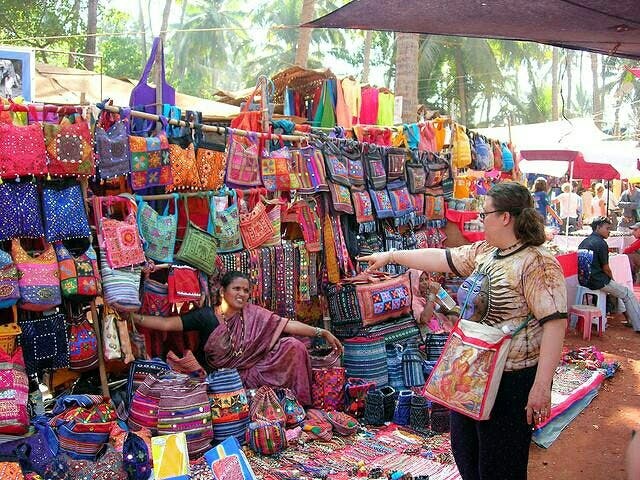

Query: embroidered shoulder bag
left=0, top=346, right=29, bottom=435
left=211, top=189, right=243, bottom=253
left=168, top=265, right=201, bottom=304
left=341, top=141, right=365, bottom=186
left=136, top=194, right=178, bottom=263
left=129, top=119, right=172, bottom=191
left=193, top=115, right=227, bottom=191
left=387, top=180, right=415, bottom=222
left=12, top=239, right=61, bottom=311
left=100, top=248, right=142, bottom=312
left=225, top=131, right=262, bottom=189
left=322, top=140, right=350, bottom=187
left=364, top=145, right=387, bottom=190
left=328, top=181, right=354, bottom=214
left=18, top=311, right=69, bottom=378
left=261, top=144, right=297, bottom=192
left=0, top=248, right=20, bottom=308
left=167, top=140, right=201, bottom=191
left=369, top=188, right=395, bottom=219
left=385, top=147, right=407, bottom=182
left=94, top=195, right=146, bottom=269
left=67, top=309, right=99, bottom=372
left=405, top=153, right=427, bottom=193
left=0, top=106, right=47, bottom=178
left=0, top=180, right=45, bottom=240
left=175, top=194, right=217, bottom=275
left=44, top=115, right=95, bottom=177
left=238, top=191, right=275, bottom=251
left=42, top=180, right=91, bottom=242
left=55, top=241, right=101, bottom=300
left=94, top=105, right=131, bottom=180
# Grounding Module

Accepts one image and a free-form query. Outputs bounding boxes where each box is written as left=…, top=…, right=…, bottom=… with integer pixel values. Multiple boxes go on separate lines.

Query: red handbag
left=311, top=366, right=346, bottom=411
left=239, top=190, right=275, bottom=250
left=168, top=265, right=201, bottom=304
left=0, top=104, right=47, bottom=178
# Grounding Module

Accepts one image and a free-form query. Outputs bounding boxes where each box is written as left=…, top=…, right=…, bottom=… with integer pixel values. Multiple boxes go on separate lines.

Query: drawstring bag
left=94, top=195, right=145, bottom=269
left=167, top=265, right=201, bottom=304
left=210, top=189, right=243, bottom=253
left=54, top=242, right=101, bottom=300
left=136, top=194, right=178, bottom=263
left=94, top=105, right=132, bottom=180
left=128, top=120, right=172, bottom=191
left=44, top=115, right=95, bottom=177
left=67, top=309, right=99, bottom=372
left=18, top=311, right=69, bottom=379
left=343, top=336, right=388, bottom=388
left=206, top=368, right=250, bottom=445
left=225, top=131, right=262, bottom=189
left=12, top=239, right=62, bottom=312
left=42, top=180, right=91, bottom=242
left=250, top=385, right=286, bottom=425
left=0, top=346, right=29, bottom=435
left=123, top=431, right=152, bottom=480
left=0, top=248, right=20, bottom=308
left=245, top=421, right=287, bottom=455
left=175, top=194, right=217, bottom=275
left=278, top=388, right=305, bottom=427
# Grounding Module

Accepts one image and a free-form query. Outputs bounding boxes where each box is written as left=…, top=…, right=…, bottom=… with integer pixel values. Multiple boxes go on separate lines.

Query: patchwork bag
left=239, top=199, right=275, bottom=251
left=405, top=156, right=427, bottom=193
left=364, top=145, right=387, bottom=190
left=168, top=265, right=201, bottom=304
left=94, top=106, right=132, bottom=180
left=136, top=194, right=178, bottom=263
left=167, top=141, right=201, bottom=191
left=311, top=366, right=346, bottom=411
left=289, top=146, right=329, bottom=193
left=369, top=188, right=395, bottom=219
left=12, top=240, right=62, bottom=311
left=94, top=195, right=145, bottom=269
left=19, top=311, right=69, bottom=379
left=42, top=180, right=91, bottom=242
left=341, top=141, right=365, bottom=186
left=0, top=181, right=45, bottom=240
left=328, top=181, right=354, bottom=214
left=343, top=336, right=388, bottom=388
left=99, top=249, right=142, bottom=312
left=425, top=187, right=446, bottom=221
left=129, top=128, right=172, bottom=191
left=343, top=377, right=377, bottom=417
left=323, top=141, right=350, bottom=187
left=0, top=248, right=20, bottom=308
left=385, top=147, right=407, bottom=182
left=206, top=368, right=250, bottom=444
left=0, top=346, right=29, bottom=435
left=245, top=421, right=287, bottom=455
left=175, top=195, right=217, bottom=275
left=0, top=120, right=48, bottom=178
left=225, top=131, right=262, bottom=189
left=211, top=190, right=243, bottom=253
left=44, top=115, right=95, bottom=177
left=55, top=242, right=101, bottom=300
left=351, top=187, right=376, bottom=232
left=250, top=385, right=286, bottom=425
left=67, top=310, right=99, bottom=372
left=261, top=145, right=296, bottom=192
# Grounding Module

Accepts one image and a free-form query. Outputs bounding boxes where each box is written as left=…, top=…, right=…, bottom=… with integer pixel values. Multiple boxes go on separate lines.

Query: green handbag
left=175, top=194, right=217, bottom=275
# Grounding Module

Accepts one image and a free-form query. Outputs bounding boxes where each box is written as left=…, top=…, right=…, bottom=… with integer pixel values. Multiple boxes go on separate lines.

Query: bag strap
left=137, top=37, right=168, bottom=92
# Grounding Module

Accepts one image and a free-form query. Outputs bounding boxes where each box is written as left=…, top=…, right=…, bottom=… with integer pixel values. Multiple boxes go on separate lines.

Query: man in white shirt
left=552, top=182, right=582, bottom=233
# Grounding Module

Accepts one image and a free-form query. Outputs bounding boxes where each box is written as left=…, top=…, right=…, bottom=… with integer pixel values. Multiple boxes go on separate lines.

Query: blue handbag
left=19, top=311, right=69, bottom=379
left=0, top=181, right=45, bottom=240
left=42, top=180, right=91, bottom=241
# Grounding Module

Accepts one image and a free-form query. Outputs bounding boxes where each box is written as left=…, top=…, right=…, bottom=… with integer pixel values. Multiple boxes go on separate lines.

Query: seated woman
left=131, top=271, right=342, bottom=405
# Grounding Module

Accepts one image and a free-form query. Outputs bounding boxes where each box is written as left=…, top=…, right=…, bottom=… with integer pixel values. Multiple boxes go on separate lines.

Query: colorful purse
left=343, top=337, right=388, bottom=389
left=385, top=147, right=407, bottom=182
left=193, top=119, right=227, bottom=191
left=261, top=197, right=283, bottom=247
left=328, top=181, right=354, bottom=214
left=311, top=366, right=346, bottom=411
left=0, top=248, right=20, bottom=308
left=102, top=307, right=123, bottom=361
left=364, top=145, right=387, bottom=190
left=175, top=195, right=217, bottom=275
left=341, top=141, right=365, bottom=186
left=369, top=188, right=395, bottom=219
left=12, top=239, right=62, bottom=311
left=129, top=126, right=172, bottom=191
left=211, top=190, right=243, bottom=253
left=250, top=385, right=286, bottom=425
left=501, top=142, right=514, bottom=171
left=225, top=131, right=262, bottom=189
left=55, top=242, right=101, bottom=300
left=0, top=346, right=29, bottom=435
left=351, top=187, right=376, bottom=232
left=424, top=187, right=446, bottom=220
left=94, top=105, right=132, bottom=180
left=167, top=141, right=201, bottom=191
left=343, top=377, right=377, bottom=417
left=167, top=350, right=206, bottom=379
left=387, top=180, right=415, bottom=221
left=451, top=124, right=471, bottom=169
left=323, top=141, right=350, bottom=187
left=422, top=151, right=452, bottom=188
left=94, top=195, right=145, bottom=269
left=245, top=421, right=287, bottom=455
left=239, top=196, right=275, bottom=251
left=0, top=181, right=45, bottom=240
left=405, top=157, right=427, bottom=193
left=343, top=272, right=412, bottom=326
left=279, top=388, right=305, bottom=427
left=140, top=278, right=171, bottom=317
left=206, top=368, right=250, bottom=445
left=42, top=180, right=91, bottom=242
left=67, top=310, right=99, bottom=372
left=99, top=249, right=142, bottom=312
left=18, top=311, right=69, bottom=378
left=44, top=115, right=95, bottom=177
left=290, top=146, right=329, bottom=193
left=168, top=265, right=201, bottom=304
left=126, top=358, right=171, bottom=405
left=261, top=145, right=295, bottom=192
left=136, top=194, right=178, bottom=263
left=0, top=119, right=48, bottom=178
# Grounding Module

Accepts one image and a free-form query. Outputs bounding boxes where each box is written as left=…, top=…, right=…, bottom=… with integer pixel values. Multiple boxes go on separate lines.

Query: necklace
left=498, top=240, right=521, bottom=252
left=219, top=308, right=245, bottom=357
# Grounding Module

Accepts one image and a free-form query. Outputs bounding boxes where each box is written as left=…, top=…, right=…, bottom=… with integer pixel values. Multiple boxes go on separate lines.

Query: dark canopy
left=307, top=0, right=640, bottom=60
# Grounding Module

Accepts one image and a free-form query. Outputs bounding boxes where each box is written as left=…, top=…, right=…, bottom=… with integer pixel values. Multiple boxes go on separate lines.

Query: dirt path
left=528, top=315, right=640, bottom=479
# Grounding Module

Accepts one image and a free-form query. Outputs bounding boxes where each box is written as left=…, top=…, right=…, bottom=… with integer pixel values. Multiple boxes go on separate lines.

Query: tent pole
left=606, top=179, right=610, bottom=219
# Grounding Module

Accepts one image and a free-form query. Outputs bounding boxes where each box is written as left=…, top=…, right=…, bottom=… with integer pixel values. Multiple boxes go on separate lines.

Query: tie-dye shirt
left=446, top=242, right=567, bottom=370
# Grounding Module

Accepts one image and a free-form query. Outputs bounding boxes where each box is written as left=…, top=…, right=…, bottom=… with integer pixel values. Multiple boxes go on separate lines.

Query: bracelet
left=315, top=327, right=323, bottom=338
left=388, top=249, right=396, bottom=264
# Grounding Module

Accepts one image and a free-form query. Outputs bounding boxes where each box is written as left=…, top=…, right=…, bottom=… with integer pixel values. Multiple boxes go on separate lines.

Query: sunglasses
left=479, top=210, right=503, bottom=221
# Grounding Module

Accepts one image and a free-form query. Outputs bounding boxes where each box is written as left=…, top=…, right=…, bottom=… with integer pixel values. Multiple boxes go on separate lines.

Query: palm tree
left=295, top=0, right=315, bottom=67
left=362, top=31, right=372, bottom=83
left=551, top=47, right=559, bottom=120
left=395, top=33, right=419, bottom=123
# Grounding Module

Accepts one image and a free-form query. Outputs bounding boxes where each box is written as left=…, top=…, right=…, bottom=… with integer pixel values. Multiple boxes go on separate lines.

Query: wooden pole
left=90, top=300, right=111, bottom=398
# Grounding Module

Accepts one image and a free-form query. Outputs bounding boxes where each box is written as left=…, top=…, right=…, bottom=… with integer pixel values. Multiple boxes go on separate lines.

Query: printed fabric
left=129, top=132, right=172, bottom=190
left=42, top=181, right=91, bottom=242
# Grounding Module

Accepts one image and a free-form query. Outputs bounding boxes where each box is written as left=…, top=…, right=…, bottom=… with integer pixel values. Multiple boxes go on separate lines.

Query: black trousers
left=450, top=365, right=537, bottom=480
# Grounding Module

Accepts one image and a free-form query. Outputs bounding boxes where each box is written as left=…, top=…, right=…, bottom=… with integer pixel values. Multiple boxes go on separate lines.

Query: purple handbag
left=129, top=37, right=175, bottom=114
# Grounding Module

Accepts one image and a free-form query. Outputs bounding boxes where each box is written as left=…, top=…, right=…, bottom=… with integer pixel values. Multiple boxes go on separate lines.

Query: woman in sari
left=132, top=271, right=342, bottom=405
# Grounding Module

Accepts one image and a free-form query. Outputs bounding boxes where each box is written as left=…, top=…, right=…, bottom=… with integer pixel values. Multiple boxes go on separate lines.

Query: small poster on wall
left=0, top=46, right=35, bottom=101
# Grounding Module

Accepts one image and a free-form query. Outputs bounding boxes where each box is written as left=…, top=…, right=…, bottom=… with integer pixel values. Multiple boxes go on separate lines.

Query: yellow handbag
left=452, top=124, right=471, bottom=169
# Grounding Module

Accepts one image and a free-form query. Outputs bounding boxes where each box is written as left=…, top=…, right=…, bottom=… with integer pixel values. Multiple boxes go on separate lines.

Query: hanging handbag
left=261, top=197, right=283, bottom=247
left=12, top=239, right=61, bottom=311
left=67, top=310, right=99, bottom=372
left=141, top=278, right=171, bottom=317
left=55, top=242, right=101, bottom=300
left=261, top=144, right=295, bottom=192
left=211, top=189, right=243, bottom=253
left=225, top=131, right=262, bottom=189
left=175, top=194, right=217, bottom=275
left=0, top=248, right=20, bottom=308
left=423, top=274, right=531, bottom=421
left=18, top=311, right=69, bottom=378
left=136, top=194, right=179, bottom=263
left=351, top=187, right=376, bottom=232
left=0, top=111, right=47, bottom=178
left=341, top=141, right=365, bottom=186
left=501, top=142, right=514, bottom=171
left=343, top=336, right=388, bottom=388
left=405, top=155, right=427, bottom=193
left=492, top=140, right=503, bottom=171
left=129, top=126, right=172, bottom=191
left=245, top=420, right=287, bottom=455
left=239, top=192, right=275, bottom=251
left=328, top=181, right=354, bottom=214
left=369, top=188, right=395, bottom=219
left=451, top=124, right=472, bottom=169
left=168, top=141, right=201, bottom=191
left=250, top=385, right=287, bottom=425
left=129, top=37, right=176, bottom=114
left=364, top=144, right=387, bottom=190
left=283, top=197, right=322, bottom=253
left=99, top=248, right=142, bottom=312
left=42, top=180, right=91, bottom=242
left=401, top=340, right=425, bottom=387
left=44, top=115, right=95, bottom=177
left=94, top=105, right=132, bottom=180
left=94, top=195, right=146, bottom=269
left=193, top=116, right=227, bottom=191
left=424, top=187, right=446, bottom=221
left=0, top=181, right=45, bottom=240
left=168, top=265, right=201, bottom=304
left=311, top=366, right=346, bottom=411
left=473, top=135, right=493, bottom=171
left=387, top=180, right=415, bottom=221
left=206, top=368, right=250, bottom=445
left=230, top=82, right=263, bottom=138
left=102, top=307, right=123, bottom=361
left=0, top=346, right=29, bottom=435
left=421, top=151, right=452, bottom=189
left=322, top=141, right=350, bottom=187
left=385, top=147, right=407, bottom=182
left=290, top=146, right=329, bottom=193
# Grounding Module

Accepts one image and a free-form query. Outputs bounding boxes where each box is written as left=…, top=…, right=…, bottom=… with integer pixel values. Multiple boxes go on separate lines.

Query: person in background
left=360, top=181, right=567, bottom=480
left=578, top=217, right=640, bottom=331
left=531, top=177, right=550, bottom=222
left=132, top=271, right=342, bottom=405
left=623, top=222, right=640, bottom=282
left=618, top=181, right=640, bottom=231
left=579, top=185, right=594, bottom=224
left=593, top=182, right=618, bottom=218
left=552, top=182, right=582, bottom=233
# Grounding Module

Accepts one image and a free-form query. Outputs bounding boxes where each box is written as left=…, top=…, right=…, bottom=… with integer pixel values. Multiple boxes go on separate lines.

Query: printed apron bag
left=136, top=194, right=179, bottom=263
left=175, top=194, right=217, bottom=275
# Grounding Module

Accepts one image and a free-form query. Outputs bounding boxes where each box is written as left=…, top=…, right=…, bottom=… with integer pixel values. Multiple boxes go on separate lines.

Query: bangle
left=315, top=327, right=323, bottom=338
left=388, top=249, right=396, bottom=264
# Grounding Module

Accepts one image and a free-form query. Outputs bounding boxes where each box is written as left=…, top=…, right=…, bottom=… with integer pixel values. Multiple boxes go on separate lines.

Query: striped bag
left=245, top=420, right=287, bottom=455
left=402, top=340, right=425, bottom=387
left=343, top=336, right=388, bottom=387
left=100, top=248, right=142, bottom=312
left=206, top=369, right=250, bottom=445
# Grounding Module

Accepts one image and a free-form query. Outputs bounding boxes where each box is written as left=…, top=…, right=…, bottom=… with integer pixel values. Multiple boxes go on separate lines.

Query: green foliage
left=97, top=8, right=142, bottom=78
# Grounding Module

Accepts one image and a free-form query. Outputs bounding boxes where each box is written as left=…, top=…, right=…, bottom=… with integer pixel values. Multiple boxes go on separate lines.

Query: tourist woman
left=132, top=271, right=342, bottom=405
left=359, top=181, right=567, bottom=480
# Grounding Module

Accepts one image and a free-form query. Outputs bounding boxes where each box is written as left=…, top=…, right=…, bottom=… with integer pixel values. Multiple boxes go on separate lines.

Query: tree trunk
left=295, top=0, right=315, bottom=67
left=85, top=0, right=98, bottom=70
left=486, top=95, right=491, bottom=125
left=180, top=0, right=188, bottom=25
left=138, top=0, right=147, bottom=69
left=362, top=30, right=373, bottom=83
left=159, top=0, right=172, bottom=42
left=395, top=33, right=419, bottom=123
left=551, top=47, right=559, bottom=120
left=591, top=53, right=602, bottom=128
left=453, top=45, right=467, bottom=125
left=67, top=0, right=82, bottom=67
left=566, top=50, right=572, bottom=115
